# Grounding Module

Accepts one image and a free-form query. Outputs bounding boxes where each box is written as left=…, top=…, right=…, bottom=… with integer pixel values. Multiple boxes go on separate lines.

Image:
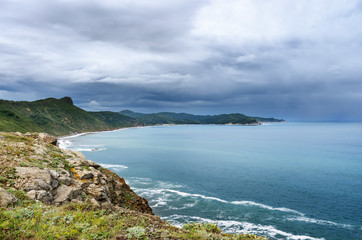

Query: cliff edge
left=0, top=132, right=152, bottom=214
left=0, top=132, right=266, bottom=240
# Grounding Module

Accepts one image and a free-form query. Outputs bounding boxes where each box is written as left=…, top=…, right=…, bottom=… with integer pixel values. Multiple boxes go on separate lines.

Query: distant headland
left=0, top=97, right=284, bottom=136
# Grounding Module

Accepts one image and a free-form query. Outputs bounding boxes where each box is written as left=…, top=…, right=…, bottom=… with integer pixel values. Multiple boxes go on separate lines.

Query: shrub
left=127, top=226, right=146, bottom=239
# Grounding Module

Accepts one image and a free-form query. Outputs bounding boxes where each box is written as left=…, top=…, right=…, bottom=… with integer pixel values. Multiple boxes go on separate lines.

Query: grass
left=0, top=202, right=267, bottom=240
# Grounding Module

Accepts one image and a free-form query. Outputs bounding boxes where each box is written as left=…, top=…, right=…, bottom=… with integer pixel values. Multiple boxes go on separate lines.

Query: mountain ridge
left=0, top=97, right=284, bottom=136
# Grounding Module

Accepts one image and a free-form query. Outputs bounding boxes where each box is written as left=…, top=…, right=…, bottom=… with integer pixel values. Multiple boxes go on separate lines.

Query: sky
left=1, top=0, right=362, bottom=121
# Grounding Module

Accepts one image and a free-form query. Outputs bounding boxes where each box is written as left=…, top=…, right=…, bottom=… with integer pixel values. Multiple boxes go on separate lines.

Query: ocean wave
left=286, top=216, right=355, bottom=230
left=75, top=147, right=106, bottom=152
left=132, top=184, right=309, bottom=216
left=165, top=189, right=228, bottom=203
left=58, top=139, right=72, bottom=149
left=231, top=201, right=303, bottom=215
left=100, top=164, right=128, bottom=169
left=134, top=186, right=303, bottom=215
left=60, top=132, right=89, bottom=139
left=164, top=214, right=324, bottom=240
left=168, top=203, right=197, bottom=210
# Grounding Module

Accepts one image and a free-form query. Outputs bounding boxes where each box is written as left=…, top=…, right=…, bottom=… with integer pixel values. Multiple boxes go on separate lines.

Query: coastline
left=57, top=122, right=362, bottom=240
left=57, top=121, right=279, bottom=142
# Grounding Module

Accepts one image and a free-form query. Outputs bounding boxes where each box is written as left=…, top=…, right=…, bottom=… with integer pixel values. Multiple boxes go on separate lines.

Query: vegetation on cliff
left=0, top=132, right=266, bottom=239
left=0, top=97, right=139, bottom=136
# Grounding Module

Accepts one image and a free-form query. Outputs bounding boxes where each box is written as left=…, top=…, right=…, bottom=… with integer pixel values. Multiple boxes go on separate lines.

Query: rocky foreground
left=0, top=132, right=266, bottom=239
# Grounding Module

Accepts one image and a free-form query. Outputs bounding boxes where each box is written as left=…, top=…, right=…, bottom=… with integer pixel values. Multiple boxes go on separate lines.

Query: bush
left=127, top=226, right=146, bottom=239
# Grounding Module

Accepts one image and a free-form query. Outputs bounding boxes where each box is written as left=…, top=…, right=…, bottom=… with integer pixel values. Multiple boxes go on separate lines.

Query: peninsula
left=0, top=97, right=272, bottom=239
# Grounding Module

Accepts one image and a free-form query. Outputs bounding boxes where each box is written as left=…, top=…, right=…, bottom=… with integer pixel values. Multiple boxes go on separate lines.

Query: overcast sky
left=1, top=0, right=362, bottom=121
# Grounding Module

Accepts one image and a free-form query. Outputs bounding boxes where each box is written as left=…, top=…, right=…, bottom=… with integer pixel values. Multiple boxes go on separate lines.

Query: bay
left=60, top=122, right=362, bottom=240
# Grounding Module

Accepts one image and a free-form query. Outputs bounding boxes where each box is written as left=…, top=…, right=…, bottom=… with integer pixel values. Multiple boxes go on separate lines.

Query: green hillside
left=0, top=97, right=138, bottom=136
left=120, top=110, right=284, bottom=125
left=0, top=97, right=284, bottom=136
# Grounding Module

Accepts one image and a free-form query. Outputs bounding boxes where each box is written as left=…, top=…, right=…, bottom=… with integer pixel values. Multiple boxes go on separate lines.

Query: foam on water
left=100, top=164, right=128, bottom=170
left=286, top=216, right=355, bottom=230
left=166, top=189, right=228, bottom=203
left=164, top=214, right=325, bottom=240
left=133, top=186, right=302, bottom=213
left=57, top=139, right=72, bottom=149
left=129, top=179, right=358, bottom=237
left=231, top=201, right=304, bottom=215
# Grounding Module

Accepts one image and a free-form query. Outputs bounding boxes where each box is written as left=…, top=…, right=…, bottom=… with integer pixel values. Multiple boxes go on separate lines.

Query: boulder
left=58, top=176, right=73, bottom=186
left=37, top=133, right=57, bottom=145
left=87, top=160, right=101, bottom=169
left=15, top=167, right=56, bottom=191
left=80, top=171, right=94, bottom=180
left=54, top=185, right=82, bottom=203
left=0, top=187, right=17, bottom=207
left=86, top=184, right=109, bottom=202
left=27, top=190, right=53, bottom=203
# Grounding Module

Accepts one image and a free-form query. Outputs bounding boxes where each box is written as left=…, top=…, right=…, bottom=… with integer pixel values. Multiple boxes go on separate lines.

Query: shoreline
left=57, top=121, right=282, bottom=141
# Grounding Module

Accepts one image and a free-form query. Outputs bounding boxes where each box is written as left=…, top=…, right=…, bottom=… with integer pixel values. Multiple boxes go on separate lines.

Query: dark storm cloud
left=0, top=0, right=362, bottom=121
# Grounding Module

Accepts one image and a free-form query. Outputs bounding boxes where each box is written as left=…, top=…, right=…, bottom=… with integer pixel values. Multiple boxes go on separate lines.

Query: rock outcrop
left=0, top=132, right=152, bottom=214
left=0, top=187, right=17, bottom=207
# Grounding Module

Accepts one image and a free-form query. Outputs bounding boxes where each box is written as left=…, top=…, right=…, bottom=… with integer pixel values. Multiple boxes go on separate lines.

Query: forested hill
left=120, top=110, right=284, bottom=125
left=0, top=97, right=284, bottom=136
left=0, top=97, right=139, bottom=136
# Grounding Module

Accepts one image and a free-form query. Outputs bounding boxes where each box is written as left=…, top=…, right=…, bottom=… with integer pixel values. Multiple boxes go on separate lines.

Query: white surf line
left=165, top=189, right=228, bottom=203
left=100, top=163, right=128, bottom=169
left=150, top=188, right=302, bottom=214
left=163, top=214, right=325, bottom=240
left=286, top=216, right=355, bottom=230
left=231, top=201, right=303, bottom=215
left=133, top=187, right=353, bottom=231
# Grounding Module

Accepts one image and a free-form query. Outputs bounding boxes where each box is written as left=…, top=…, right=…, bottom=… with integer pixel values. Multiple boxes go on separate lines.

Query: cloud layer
left=1, top=0, right=362, bottom=120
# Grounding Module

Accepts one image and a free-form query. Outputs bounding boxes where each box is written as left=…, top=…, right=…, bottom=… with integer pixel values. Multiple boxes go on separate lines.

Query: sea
left=59, top=122, right=362, bottom=240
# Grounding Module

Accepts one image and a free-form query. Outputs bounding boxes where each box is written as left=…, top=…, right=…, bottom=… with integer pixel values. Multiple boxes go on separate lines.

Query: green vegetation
left=0, top=202, right=267, bottom=240
left=0, top=97, right=284, bottom=136
left=120, top=110, right=284, bottom=125
left=0, top=97, right=139, bottom=136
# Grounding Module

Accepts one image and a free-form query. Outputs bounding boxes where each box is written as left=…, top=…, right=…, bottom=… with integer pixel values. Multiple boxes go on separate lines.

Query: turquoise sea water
left=60, top=122, right=362, bottom=240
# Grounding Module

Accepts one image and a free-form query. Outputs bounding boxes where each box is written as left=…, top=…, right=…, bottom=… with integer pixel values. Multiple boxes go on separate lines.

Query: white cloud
left=0, top=0, right=362, bottom=120
left=236, top=54, right=256, bottom=63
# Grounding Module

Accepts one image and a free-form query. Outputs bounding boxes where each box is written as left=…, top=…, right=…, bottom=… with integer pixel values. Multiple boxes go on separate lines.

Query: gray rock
left=80, top=172, right=94, bottom=180
left=16, top=167, right=59, bottom=191
left=54, top=185, right=81, bottom=203
left=87, top=197, right=100, bottom=206
left=36, top=190, right=54, bottom=203
left=37, top=133, right=57, bottom=145
left=51, top=180, right=59, bottom=188
left=49, top=169, right=60, bottom=179
left=16, top=167, right=52, bottom=185
left=58, top=169, right=70, bottom=177
left=23, top=179, right=51, bottom=191
left=86, top=184, right=109, bottom=202
left=0, top=187, right=17, bottom=207
left=26, top=190, right=37, bottom=200
left=58, top=176, right=73, bottom=186
left=27, top=190, right=53, bottom=203
left=87, top=160, right=101, bottom=168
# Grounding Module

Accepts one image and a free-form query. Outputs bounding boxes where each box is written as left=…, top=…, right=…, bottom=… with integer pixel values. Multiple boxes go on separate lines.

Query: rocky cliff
left=0, top=132, right=266, bottom=239
left=0, top=132, right=152, bottom=214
